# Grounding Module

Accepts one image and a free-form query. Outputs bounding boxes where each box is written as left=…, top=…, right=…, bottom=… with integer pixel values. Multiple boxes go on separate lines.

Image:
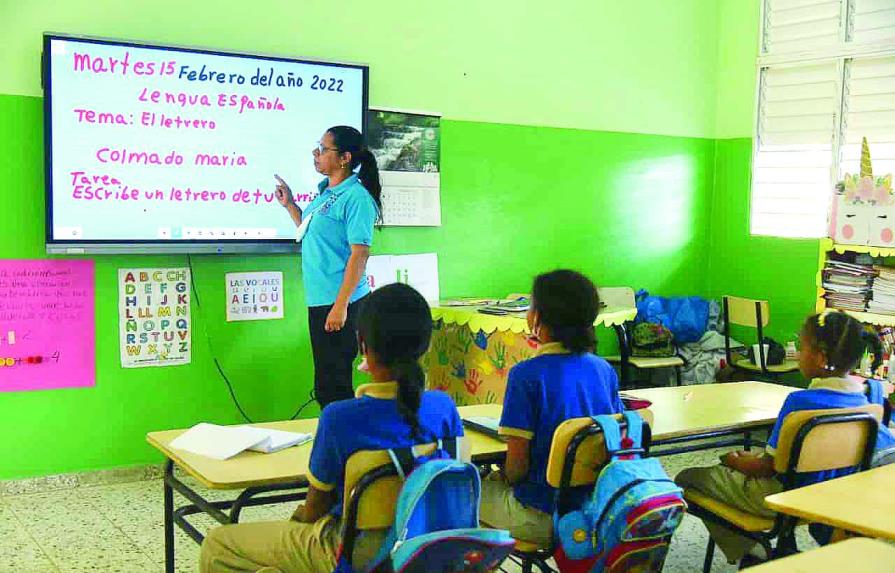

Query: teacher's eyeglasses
left=313, top=143, right=339, bottom=155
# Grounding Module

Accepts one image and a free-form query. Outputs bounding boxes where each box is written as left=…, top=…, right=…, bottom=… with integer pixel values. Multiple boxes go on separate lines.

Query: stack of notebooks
left=869, top=266, right=895, bottom=315
left=822, top=260, right=875, bottom=312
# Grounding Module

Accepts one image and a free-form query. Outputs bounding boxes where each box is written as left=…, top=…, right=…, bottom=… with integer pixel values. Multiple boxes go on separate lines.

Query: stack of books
left=869, top=266, right=895, bottom=315
left=822, top=260, right=875, bottom=312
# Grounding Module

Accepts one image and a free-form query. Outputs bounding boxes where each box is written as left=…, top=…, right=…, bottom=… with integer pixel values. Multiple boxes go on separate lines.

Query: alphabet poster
left=0, top=259, right=95, bottom=392
left=226, top=271, right=283, bottom=321
left=118, top=268, right=191, bottom=368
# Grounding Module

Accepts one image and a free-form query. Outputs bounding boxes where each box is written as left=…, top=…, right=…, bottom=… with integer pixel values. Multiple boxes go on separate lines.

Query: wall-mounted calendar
left=367, top=108, right=441, bottom=227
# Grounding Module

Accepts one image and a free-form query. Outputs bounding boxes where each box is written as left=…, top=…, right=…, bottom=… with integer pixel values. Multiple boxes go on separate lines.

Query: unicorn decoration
left=830, top=137, right=895, bottom=246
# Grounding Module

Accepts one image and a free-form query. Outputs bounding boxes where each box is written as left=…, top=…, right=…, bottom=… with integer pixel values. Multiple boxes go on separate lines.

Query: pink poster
left=0, top=259, right=95, bottom=392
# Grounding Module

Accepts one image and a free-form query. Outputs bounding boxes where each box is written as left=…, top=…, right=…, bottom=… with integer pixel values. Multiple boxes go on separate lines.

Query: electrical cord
left=187, top=254, right=317, bottom=423
left=187, top=254, right=254, bottom=423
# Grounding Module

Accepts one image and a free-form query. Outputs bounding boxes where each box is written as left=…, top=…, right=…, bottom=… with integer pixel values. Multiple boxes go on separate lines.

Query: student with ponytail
left=200, top=283, right=462, bottom=573
left=675, top=310, right=895, bottom=567
left=481, top=270, right=624, bottom=546
left=274, top=126, right=382, bottom=407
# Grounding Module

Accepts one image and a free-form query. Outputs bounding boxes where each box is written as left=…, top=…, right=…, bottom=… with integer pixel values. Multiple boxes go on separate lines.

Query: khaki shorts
left=199, top=515, right=385, bottom=573
left=478, top=475, right=553, bottom=547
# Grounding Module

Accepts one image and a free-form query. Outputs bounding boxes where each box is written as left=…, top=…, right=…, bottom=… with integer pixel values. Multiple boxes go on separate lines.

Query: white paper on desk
left=169, top=423, right=268, bottom=461
left=240, top=426, right=313, bottom=454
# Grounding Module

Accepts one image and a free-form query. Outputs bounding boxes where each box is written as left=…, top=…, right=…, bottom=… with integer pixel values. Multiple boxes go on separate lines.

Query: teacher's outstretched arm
left=326, top=244, right=370, bottom=332
left=274, top=174, right=303, bottom=228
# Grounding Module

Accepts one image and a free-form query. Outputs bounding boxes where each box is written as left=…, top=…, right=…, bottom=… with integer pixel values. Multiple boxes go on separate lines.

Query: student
left=200, top=283, right=463, bottom=573
left=480, top=270, right=624, bottom=546
left=675, top=310, right=895, bottom=566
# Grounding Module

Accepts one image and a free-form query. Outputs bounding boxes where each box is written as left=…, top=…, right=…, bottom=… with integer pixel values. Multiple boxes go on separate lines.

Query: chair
left=339, top=442, right=441, bottom=570
left=722, top=296, right=799, bottom=381
left=602, top=287, right=685, bottom=388
left=683, top=404, right=882, bottom=573
left=504, top=410, right=655, bottom=573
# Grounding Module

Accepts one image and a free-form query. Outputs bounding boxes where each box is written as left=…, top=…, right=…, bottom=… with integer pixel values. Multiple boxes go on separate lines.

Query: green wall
left=0, top=92, right=715, bottom=479
left=705, top=139, right=819, bottom=344
left=1, top=0, right=721, bottom=138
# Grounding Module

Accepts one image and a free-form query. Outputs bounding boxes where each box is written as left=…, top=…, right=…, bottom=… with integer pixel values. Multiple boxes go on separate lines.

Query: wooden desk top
left=460, top=381, right=795, bottom=442
left=146, top=412, right=507, bottom=490
left=765, top=463, right=895, bottom=540
left=631, top=381, right=796, bottom=440
left=147, top=381, right=793, bottom=490
left=744, top=538, right=895, bottom=572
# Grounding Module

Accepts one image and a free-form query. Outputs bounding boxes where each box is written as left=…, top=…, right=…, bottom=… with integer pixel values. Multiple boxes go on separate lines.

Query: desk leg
left=164, top=459, right=175, bottom=573
left=743, top=431, right=752, bottom=452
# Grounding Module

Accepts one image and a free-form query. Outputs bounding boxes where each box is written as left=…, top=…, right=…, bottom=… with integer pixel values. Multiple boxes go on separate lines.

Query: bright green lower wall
left=707, top=139, right=819, bottom=345
left=0, top=94, right=714, bottom=479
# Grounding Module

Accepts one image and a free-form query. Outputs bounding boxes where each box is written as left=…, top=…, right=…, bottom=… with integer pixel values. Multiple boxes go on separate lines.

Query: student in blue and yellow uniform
left=200, top=283, right=463, bottom=573
left=275, top=126, right=381, bottom=408
left=480, top=270, right=624, bottom=546
left=676, top=310, right=895, bottom=567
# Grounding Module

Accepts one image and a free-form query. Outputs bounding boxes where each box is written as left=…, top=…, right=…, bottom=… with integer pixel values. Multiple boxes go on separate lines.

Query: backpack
left=631, top=322, right=675, bottom=357
left=555, top=412, right=686, bottom=573
left=336, top=439, right=515, bottom=573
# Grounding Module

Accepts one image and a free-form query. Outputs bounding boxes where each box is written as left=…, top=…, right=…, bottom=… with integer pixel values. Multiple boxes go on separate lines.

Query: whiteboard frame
left=42, top=33, right=369, bottom=255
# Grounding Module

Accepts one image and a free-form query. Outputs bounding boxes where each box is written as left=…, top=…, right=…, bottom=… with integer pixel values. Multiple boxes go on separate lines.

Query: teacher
left=275, top=126, right=381, bottom=408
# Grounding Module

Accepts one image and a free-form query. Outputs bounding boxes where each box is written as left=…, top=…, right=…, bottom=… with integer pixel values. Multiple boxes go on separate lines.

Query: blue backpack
left=336, top=439, right=515, bottom=573
left=556, top=412, right=686, bottom=572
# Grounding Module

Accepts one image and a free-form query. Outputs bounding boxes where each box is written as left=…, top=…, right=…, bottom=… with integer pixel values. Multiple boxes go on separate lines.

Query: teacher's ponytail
left=327, top=125, right=382, bottom=221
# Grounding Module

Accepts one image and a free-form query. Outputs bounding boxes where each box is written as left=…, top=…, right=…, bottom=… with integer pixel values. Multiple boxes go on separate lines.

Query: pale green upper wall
left=1, top=0, right=724, bottom=138
left=715, top=0, right=760, bottom=139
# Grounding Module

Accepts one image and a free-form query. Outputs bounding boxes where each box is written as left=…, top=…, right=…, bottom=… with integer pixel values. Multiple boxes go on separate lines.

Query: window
left=750, top=0, right=895, bottom=238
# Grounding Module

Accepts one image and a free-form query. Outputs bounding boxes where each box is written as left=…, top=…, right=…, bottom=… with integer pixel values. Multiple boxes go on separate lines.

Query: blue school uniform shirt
left=308, top=382, right=464, bottom=518
left=498, top=343, right=625, bottom=514
left=302, top=174, right=378, bottom=307
left=766, top=377, right=895, bottom=486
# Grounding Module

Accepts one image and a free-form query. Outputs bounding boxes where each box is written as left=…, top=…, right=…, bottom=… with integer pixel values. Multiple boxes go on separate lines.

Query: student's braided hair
left=356, top=283, right=432, bottom=440
left=531, top=270, right=599, bottom=354
left=802, top=310, right=882, bottom=373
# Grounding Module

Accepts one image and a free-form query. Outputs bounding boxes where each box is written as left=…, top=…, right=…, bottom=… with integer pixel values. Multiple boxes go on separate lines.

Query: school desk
left=460, top=380, right=796, bottom=455
left=424, top=303, right=637, bottom=406
left=764, top=463, right=895, bottom=541
left=744, top=537, right=895, bottom=572
left=147, top=417, right=506, bottom=573
left=147, top=381, right=792, bottom=572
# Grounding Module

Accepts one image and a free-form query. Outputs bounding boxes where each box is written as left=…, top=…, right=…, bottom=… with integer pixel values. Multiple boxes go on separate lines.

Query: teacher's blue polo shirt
left=302, top=174, right=378, bottom=307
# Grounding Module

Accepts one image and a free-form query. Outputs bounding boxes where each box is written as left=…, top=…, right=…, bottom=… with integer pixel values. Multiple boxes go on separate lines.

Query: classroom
left=2, top=1, right=895, bottom=572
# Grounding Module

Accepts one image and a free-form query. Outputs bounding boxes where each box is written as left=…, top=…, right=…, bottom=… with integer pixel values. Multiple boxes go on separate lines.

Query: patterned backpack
left=555, top=412, right=686, bottom=572
left=631, top=323, right=675, bottom=357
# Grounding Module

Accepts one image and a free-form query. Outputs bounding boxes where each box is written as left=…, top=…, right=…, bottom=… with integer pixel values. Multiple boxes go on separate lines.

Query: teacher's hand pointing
left=274, top=174, right=294, bottom=207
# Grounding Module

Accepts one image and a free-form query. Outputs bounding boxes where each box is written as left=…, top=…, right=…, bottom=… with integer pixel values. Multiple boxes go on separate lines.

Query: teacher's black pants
left=308, top=297, right=365, bottom=408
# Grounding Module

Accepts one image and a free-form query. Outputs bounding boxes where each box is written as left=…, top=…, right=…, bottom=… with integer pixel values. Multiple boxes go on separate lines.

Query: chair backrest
left=545, top=410, right=655, bottom=490
left=723, top=295, right=770, bottom=328
left=772, top=405, right=882, bottom=477
left=343, top=442, right=438, bottom=530
left=598, top=287, right=635, bottom=312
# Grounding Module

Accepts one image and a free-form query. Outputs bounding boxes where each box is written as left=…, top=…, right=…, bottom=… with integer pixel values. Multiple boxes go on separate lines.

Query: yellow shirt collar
left=808, top=376, right=864, bottom=394
left=355, top=381, right=398, bottom=399
left=537, top=342, right=572, bottom=356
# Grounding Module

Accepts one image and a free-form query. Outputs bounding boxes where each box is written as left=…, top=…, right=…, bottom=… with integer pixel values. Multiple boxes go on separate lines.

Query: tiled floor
left=0, top=448, right=818, bottom=572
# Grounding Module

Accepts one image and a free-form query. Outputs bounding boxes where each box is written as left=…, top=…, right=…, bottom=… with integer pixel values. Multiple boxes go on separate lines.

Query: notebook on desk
left=169, top=423, right=313, bottom=460
left=462, top=416, right=504, bottom=440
